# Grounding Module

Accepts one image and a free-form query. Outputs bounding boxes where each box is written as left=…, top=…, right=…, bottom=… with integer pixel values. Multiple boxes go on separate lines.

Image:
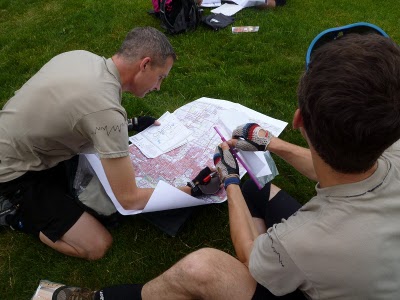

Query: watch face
left=198, top=176, right=221, bottom=195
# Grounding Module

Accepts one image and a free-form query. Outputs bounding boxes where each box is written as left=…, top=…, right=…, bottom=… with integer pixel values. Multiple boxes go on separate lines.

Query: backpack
left=158, top=0, right=202, bottom=35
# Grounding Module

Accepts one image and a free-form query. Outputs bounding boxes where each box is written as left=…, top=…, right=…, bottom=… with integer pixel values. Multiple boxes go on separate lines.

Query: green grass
left=0, top=0, right=399, bottom=298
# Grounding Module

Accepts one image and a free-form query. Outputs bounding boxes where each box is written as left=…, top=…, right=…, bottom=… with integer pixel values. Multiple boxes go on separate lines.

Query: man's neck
left=112, top=55, right=138, bottom=92
left=311, top=148, right=378, bottom=188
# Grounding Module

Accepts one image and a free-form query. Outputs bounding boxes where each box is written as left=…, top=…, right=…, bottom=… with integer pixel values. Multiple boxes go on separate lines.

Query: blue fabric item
left=224, top=176, right=240, bottom=189
left=305, top=22, right=389, bottom=69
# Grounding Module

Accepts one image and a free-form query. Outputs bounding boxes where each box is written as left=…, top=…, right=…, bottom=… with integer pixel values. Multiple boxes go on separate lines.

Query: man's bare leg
left=39, top=212, right=112, bottom=260
left=142, top=248, right=257, bottom=300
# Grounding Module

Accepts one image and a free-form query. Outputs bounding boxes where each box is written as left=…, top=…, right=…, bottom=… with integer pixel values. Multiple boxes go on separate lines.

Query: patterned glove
left=232, top=123, right=275, bottom=151
left=187, top=167, right=212, bottom=197
left=213, top=145, right=240, bottom=189
left=128, top=116, right=157, bottom=132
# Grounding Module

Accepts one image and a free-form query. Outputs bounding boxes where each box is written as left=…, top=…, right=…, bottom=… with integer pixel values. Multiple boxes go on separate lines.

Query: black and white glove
left=213, top=144, right=240, bottom=189
left=187, top=167, right=220, bottom=197
left=232, top=123, right=275, bottom=151
left=128, top=116, right=157, bottom=132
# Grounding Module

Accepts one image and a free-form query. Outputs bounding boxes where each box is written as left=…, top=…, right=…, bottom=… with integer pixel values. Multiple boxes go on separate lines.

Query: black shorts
left=241, top=180, right=306, bottom=300
left=241, top=179, right=302, bottom=228
left=0, top=156, right=84, bottom=243
left=252, top=283, right=306, bottom=300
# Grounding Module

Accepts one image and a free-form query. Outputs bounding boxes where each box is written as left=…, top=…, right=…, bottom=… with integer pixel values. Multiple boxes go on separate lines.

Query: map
left=128, top=97, right=287, bottom=204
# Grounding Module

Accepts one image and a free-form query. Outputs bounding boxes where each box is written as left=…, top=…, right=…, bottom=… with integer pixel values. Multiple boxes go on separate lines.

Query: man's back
left=250, top=140, right=400, bottom=299
left=0, top=50, right=125, bottom=182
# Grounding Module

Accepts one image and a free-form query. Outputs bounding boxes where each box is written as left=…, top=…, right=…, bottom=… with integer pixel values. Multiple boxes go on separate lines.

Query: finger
left=220, top=142, right=230, bottom=150
left=227, top=139, right=238, bottom=147
left=208, top=166, right=217, bottom=172
left=154, top=120, right=161, bottom=126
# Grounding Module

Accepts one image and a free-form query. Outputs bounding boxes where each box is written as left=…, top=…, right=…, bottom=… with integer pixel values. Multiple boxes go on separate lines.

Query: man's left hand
left=213, top=143, right=240, bottom=188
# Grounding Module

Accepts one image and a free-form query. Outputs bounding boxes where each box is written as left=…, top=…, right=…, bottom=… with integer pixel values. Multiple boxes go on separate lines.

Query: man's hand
left=128, top=116, right=160, bottom=132
left=187, top=166, right=220, bottom=197
left=232, top=123, right=275, bottom=151
left=213, top=143, right=240, bottom=188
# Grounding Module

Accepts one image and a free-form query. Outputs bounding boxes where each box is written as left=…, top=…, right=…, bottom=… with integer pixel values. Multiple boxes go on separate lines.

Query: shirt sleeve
left=75, top=109, right=129, bottom=158
left=249, top=224, right=307, bottom=296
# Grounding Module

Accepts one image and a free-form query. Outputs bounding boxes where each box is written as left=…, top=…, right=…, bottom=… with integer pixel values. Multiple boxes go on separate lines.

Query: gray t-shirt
left=0, top=50, right=129, bottom=182
left=249, top=140, right=400, bottom=299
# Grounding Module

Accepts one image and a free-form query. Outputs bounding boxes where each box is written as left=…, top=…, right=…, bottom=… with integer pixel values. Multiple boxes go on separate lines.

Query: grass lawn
left=0, top=0, right=399, bottom=298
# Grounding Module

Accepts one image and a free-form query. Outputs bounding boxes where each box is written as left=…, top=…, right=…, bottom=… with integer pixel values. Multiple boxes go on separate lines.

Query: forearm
left=118, top=183, right=191, bottom=210
left=267, top=137, right=317, bottom=181
left=101, top=156, right=155, bottom=210
left=226, top=184, right=259, bottom=266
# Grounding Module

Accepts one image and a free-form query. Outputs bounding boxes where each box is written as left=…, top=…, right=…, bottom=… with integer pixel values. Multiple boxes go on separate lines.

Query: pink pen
left=213, top=126, right=263, bottom=190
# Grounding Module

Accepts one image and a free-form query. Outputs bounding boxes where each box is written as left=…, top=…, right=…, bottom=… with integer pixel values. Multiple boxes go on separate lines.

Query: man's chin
left=140, top=91, right=150, bottom=98
left=134, top=92, right=146, bottom=98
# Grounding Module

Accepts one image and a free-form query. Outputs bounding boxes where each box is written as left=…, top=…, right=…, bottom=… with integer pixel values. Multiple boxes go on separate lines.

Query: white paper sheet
left=142, top=181, right=208, bottom=213
left=211, top=3, right=243, bottom=16
left=200, top=0, right=222, bottom=7
left=129, top=111, right=192, bottom=158
left=231, top=0, right=265, bottom=7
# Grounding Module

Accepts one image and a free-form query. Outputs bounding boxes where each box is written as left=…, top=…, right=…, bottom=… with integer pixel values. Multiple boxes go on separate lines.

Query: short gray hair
left=116, top=27, right=176, bottom=66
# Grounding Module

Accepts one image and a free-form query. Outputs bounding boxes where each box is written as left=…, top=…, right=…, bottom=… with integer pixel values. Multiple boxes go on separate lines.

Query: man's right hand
left=128, top=116, right=160, bottom=132
left=232, top=123, right=275, bottom=152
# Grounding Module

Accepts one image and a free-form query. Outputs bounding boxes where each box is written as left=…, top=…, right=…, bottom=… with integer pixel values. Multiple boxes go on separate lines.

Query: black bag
left=202, top=13, right=235, bottom=31
left=159, top=0, right=202, bottom=34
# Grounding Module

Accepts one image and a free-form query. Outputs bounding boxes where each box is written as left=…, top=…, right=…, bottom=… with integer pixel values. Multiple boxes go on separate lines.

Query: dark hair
left=297, top=34, right=400, bottom=173
left=116, top=27, right=176, bottom=66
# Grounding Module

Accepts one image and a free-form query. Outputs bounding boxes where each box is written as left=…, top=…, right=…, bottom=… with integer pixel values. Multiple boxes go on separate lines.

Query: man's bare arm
left=226, top=184, right=259, bottom=266
left=267, top=137, right=317, bottom=181
left=101, top=156, right=193, bottom=210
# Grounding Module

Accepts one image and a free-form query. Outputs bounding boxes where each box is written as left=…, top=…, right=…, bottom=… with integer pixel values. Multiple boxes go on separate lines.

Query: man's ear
left=293, top=108, right=304, bottom=129
left=139, top=57, right=151, bottom=71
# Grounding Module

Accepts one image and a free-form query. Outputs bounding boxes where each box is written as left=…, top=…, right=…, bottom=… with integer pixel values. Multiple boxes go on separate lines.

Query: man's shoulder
left=53, top=50, right=99, bottom=60
left=382, top=139, right=400, bottom=163
left=46, top=50, right=103, bottom=71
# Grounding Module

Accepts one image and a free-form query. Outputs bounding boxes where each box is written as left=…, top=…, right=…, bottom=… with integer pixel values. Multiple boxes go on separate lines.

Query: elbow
left=118, top=195, right=144, bottom=210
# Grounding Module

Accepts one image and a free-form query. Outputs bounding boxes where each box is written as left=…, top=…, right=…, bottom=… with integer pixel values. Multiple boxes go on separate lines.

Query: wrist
left=265, top=136, right=277, bottom=151
left=264, top=132, right=275, bottom=151
left=224, top=175, right=240, bottom=189
left=187, top=181, right=201, bottom=197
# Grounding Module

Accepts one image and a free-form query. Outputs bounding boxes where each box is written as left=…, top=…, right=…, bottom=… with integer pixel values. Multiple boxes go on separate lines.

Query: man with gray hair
left=0, top=27, right=200, bottom=260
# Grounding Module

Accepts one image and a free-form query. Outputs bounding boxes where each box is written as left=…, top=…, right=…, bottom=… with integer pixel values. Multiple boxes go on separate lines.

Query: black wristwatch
left=127, top=117, right=139, bottom=131
left=187, top=181, right=201, bottom=197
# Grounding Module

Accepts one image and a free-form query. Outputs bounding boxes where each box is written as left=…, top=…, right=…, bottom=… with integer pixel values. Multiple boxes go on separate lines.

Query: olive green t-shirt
left=0, top=50, right=129, bottom=182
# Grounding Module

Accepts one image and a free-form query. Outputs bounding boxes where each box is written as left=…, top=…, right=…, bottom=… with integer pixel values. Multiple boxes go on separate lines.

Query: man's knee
left=173, top=248, right=225, bottom=284
left=84, top=233, right=113, bottom=260
left=269, top=184, right=281, bottom=200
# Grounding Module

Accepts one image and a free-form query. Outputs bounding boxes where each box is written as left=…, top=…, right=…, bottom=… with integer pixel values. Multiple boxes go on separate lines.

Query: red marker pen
left=202, top=172, right=217, bottom=184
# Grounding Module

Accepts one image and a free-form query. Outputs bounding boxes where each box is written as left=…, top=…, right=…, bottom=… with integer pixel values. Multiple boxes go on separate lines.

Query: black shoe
left=147, top=9, right=160, bottom=18
left=52, top=286, right=96, bottom=300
